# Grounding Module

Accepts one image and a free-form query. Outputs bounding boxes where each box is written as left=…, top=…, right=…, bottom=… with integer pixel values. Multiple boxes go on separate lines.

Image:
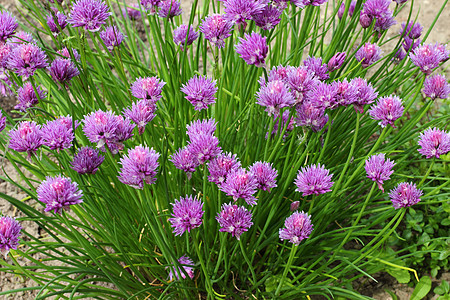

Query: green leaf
left=434, top=280, right=450, bottom=295
left=411, top=276, right=432, bottom=300
left=441, top=218, right=450, bottom=226
left=387, top=267, right=410, bottom=284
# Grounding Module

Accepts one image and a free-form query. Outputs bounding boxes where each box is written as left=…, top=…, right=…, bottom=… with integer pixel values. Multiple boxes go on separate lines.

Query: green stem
left=239, top=239, right=257, bottom=287
left=275, top=245, right=298, bottom=296
left=418, top=157, right=435, bottom=188
left=193, top=233, right=214, bottom=298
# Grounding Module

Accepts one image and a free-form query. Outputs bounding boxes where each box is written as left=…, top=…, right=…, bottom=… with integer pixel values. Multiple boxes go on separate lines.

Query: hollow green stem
left=418, top=157, right=435, bottom=188
left=275, top=245, right=298, bottom=296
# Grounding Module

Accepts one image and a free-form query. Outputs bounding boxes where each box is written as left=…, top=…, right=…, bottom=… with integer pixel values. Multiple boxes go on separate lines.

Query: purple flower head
left=57, top=115, right=80, bottom=131
left=417, top=127, right=450, bottom=159
left=249, top=161, right=277, bottom=192
left=181, top=75, right=217, bottom=111
left=355, top=42, right=383, bottom=68
left=235, top=32, right=268, bottom=68
left=392, top=48, right=406, bottom=64
left=365, top=153, right=395, bottom=192
left=71, top=146, right=105, bottom=174
left=82, top=110, right=120, bottom=149
left=7, top=43, right=48, bottom=79
left=188, top=134, right=221, bottom=164
left=252, top=4, right=282, bottom=30
left=0, top=111, right=6, bottom=133
left=158, top=0, right=182, bottom=19
left=400, top=21, right=423, bottom=40
left=123, top=4, right=142, bottom=20
left=42, top=118, right=75, bottom=151
left=123, top=99, right=156, bottom=135
left=409, top=43, right=447, bottom=75
left=173, top=25, right=199, bottom=51
left=68, top=0, right=111, bottom=32
left=423, top=74, right=450, bottom=100
left=368, top=95, right=404, bottom=128
left=167, top=255, right=195, bottom=281
left=271, top=0, right=289, bottom=10
left=200, top=14, right=233, bottom=49
left=259, top=65, right=289, bottom=86
left=57, top=48, right=81, bottom=61
left=37, top=175, right=83, bottom=214
left=220, top=168, right=258, bottom=205
left=168, top=195, right=204, bottom=236
left=111, top=115, right=135, bottom=150
left=306, top=81, right=338, bottom=110
left=208, top=152, right=241, bottom=185
left=6, top=31, right=36, bottom=49
left=118, top=145, right=160, bottom=189
left=0, top=43, right=12, bottom=68
left=279, top=211, right=313, bottom=245
left=130, top=77, right=165, bottom=102
left=100, top=26, right=126, bottom=51
left=338, top=0, right=356, bottom=20
left=0, top=216, right=22, bottom=259
left=294, top=163, right=333, bottom=196
left=170, top=147, right=200, bottom=178
left=216, top=203, right=253, bottom=240
left=140, top=0, right=161, bottom=14
left=285, top=66, right=319, bottom=104
left=223, top=0, right=267, bottom=27
left=46, top=10, right=68, bottom=36
left=0, top=70, right=12, bottom=96
left=350, top=77, right=378, bottom=113
left=332, top=78, right=358, bottom=107
left=49, top=58, right=80, bottom=86
left=389, top=182, right=422, bottom=209
left=0, top=11, right=18, bottom=43
left=361, top=0, right=396, bottom=32
left=256, top=80, right=295, bottom=116
left=15, top=82, right=46, bottom=112
left=186, top=118, right=216, bottom=139
left=295, top=101, right=329, bottom=132
left=436, top=43, right=449, bottom=62
left=303, top=0, right=328, bottom=6
left=8, top=121, right=42, bottom=157
left=303, top=56, right=329, bottom=81
left=402, top=36, right=421, bottom=52
left=327, top=52, right=346, bottom=72
left=267, top=109, right=295, bottom=138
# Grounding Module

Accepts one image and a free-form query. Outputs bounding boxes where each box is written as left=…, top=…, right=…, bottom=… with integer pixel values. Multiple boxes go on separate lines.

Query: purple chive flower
left=361, top=0, right=396, bottom=32
left=82, top=110, right=120, bottom=149
left=400, top=21, right=423, bottom=40
left=436, top=44, right=450, bottom=62
left=0, top=70, right=13, bottom=97
left=423, top=74, right=450, bottom=100
left=49, top=58, right=80, bottom=86
left=249, top=161, right=278, bottom=192
left=158, top=0, right=182, bottom=19
left=267, top=109, right=295, bottom=138
left=0, top=216, right=22, bottom=259
left=350, top=77, right=378, bottom=113
left=303, top=56, right=329, bottom=81
left=140, top=0, right=161, bottom=14
left=389, top=182, right=423, bottom=209
left=303, top=0, right=328, bottom=6
left=8, top=121, right=42, bottom=157
left=37, top=175, right=83, bottom=214
left=355, top=42, right=383, bottom=68
left=338, top=0, right=356, bottom=20
left=417, top=128, right=450, bottom=159
left=57, top=48, right=81, bottom=61
left=368, top=95, right=404, bottom=128
left=333, top=78, right=358, bottom=107
left=71, top=146, right=105, bottom=174
left=306, top=81, right=338, bottom=110
left=365, top=153, right=395, bottom=192
left=252, top=4, right=282, bottom=30
left=7, top=43, right=48, bottom=79
left=118, top=145, right=160, bottom=189
left=0, top=43, right=11, bottom=67
left=0, top=111, right=6, bottom=133
left=208, top=152, right=241, bottom=185
left=393, top=48, right=407, bottom=63
left=0, top=11, right=18, bottom=43
left=200, top=14, right=234, bottom=49
left=123, top=4, right=142, bottom=20
left=279, top=211, right=313, bottom=245
left=294, top=164, right=334, bottom=196
left=327, top=52, right=346, bottom=72
left=46, top=10, right=68, bottom=36
left=402, top=36, right=421, bottom=53
left=6, top=31, right=36, bottom=49
left=130, top=77, right=165, bottom=102
left=15, top=82, right=46, bottom=112
left=173, top=24, right=199, bottom=51
left=111, top=115, right=135, bottom=152
left=295, top=101, right=329, bottom=132
left=220, top=168, right=258, bottom=205
left=181, top=75, right=217, bottom=111
left=186, top=118, right=217, bottom=138
left=223, top=0, right=266, bottom=26
left=167, top=255, right=195, bottom=281
left=235, top=32, right=268, bottom=68
left=68, top=0, right=111, bottom=32
left=216, top=203, right=253, bottom=240
left=170, top=147, right=200, bottom=178
left=256, top=80, right=295, bottom=116
left=290, top=201, right=300, bottom=211
left=42, top=118, right=75, bottom=151
left=188, top=134, right=221, bottom=164
left=123, top=99, right=156, bottom=135
left=259, top=65, right=290, bottom=86
left=100, top=26, right=126, bottom=51
left=168, top=195, right=204, bottom=236
left=285, top=66, right=319, bottom=104
left=409, top=43, right=448, bottom=75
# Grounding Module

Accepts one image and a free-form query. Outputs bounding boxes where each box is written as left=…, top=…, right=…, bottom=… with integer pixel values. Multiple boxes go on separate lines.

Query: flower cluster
left=200, top=14, right=234, bottom=48
left=37, top=175, right=83, bottom=214
left=422, top=74, right=450, bottom=100
left=15, top=82, right=46, bottom=112
left=100, top=26, right=126, bottom=51
left=8, top=121, right=43, bottom=158
left=71, top=146, right=105, bottom=174
left=216, top=203, right=253, bottom=240
left=355, top=42, right=383, bottom=68
left=389, top=182, right=423, bottom=209
left=279, top=211, right=313, bottom=245
left=46, top=9, right=68, bottom=36
left=42, top=116, right=75, bottom=151
left=68, top=0, right=111, bottom=32
left=7, top=43, right=48, bottom=79
left=409, top=43, right=449, bottom=75
left=294, top=164, right=334, bottom=196
left=0, top=11, right=18, bottom=43
left=365, top=153, right=395, bottom=192
left=417, top=128, right=450, bottom=159
left=168, top=195, right=204, bottom=236
left=180, top=75, right=217, bottom=111
left=167, top=255, right=195, bottom=281
left=118, top=145, right=160, bottom=189
left=49, top=58, right=80, bottom=86
left=368, top=95, right=404, bottom=128
left=360, top=0, right=396, bottom=33
left=235, top=32, right=268, bottom=67
left=158, top=0, right=182, bottom=18
left=173, top=25, right=199, bottom=51
left=0, top=216, right=22, bottom=259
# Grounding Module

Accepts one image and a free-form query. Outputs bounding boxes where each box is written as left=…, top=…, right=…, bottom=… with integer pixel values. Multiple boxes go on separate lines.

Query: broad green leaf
left=411, top=276, right=432, bottom=300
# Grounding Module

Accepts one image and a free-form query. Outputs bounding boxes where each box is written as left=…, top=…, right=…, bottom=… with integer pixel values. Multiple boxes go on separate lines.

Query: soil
left=1, top=0, right=449, bottom=299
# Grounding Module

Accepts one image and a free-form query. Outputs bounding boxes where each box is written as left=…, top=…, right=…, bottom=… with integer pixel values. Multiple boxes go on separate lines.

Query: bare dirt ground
left=0, top=0, right=449, bottom=299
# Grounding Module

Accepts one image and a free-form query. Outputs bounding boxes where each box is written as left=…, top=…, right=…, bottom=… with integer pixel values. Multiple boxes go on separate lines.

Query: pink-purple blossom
left=199, top=14, right=233, bottom=49
left=0, top=111, right=6, bottom=133
left=186, top=118, right=216, bottom=138
left=46, top=10, right=68, bottom=36
left=158, top=0, right=182, bottom=18
left=123, top=99, right=156, bottom=135
left=207, top=152, right=241, bottom=186
left=223, top=0, right=267, bottom=26
left=368, top=95, right=404, bottom=128
left=249, top=161, right=278, bottom=192
left=37, top=175, right=83, bottom=214
left=82, top=110, right=120, bottom=149
left=100, top=26, right=126, bottom=50
left=252, top=4, right=282, bottom=30
left=173, top=24, right=199, bottom=51
left=365, top=153, right=395, bottom=192
left=400, top=21, right=423, bottom=40
left=303, top=56, right=329, bottom=81
left=0, top=216, right=22, bottom=259
left=49, top=58, right=80, bottom=86
left=167, top=255, right=195, bottom=281
left=256, top=79, right=295, bottom=116
left=118, top=145, right=160, bottom=189
left=294, top=163, right=334, bottom=196
left=295, top=101, right=329, bottom=132
left=71, top=146, right=105, bottom=174
left=389, top=182, right=422, bottom=209
left=181, top=75, right=217, bottom=111
left=279, top=211, right=313, bottom=245
left=327, top=52, right=346, bottom=72
left=235, top=32, right=268, bottom=68
left=42, top=117, right=75, bottom=151
left=338, top=0, right=356, bottom=20
left=422, top=74, right=450, bottom=100
left=15, top=82, right=46, bottom=112
left=285, top=66, right=319, bottom=104
left=170, top=146, right=200, bottom=179
left=68, top=0, right=111, bottom=32
left=8, top=121, right=43, bottom=157
left=417, top=127, right=450, bottom=159
left=130, top=77, right=165, bottom=102
left=350, top=77, right=378, bottom=113
left=168, top=195, right=204, bottom=236
left=123, top=4, right=142, bottom=20
left=216, top=203, right=253, bottom=240
left=7, top=43, right=48, bottom=79
left=0, top=11, right=18, bottom=43
left=219, top=168, right=258, bottom=205
left=409, top=43, right=448, bottom=75
left=355, top=42, right=383, bottom=68
left=187, top=134, right=221, bottom=164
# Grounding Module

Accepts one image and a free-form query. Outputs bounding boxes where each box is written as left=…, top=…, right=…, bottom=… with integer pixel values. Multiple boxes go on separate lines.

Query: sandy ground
left=0, top=0, right=449, bottom=299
